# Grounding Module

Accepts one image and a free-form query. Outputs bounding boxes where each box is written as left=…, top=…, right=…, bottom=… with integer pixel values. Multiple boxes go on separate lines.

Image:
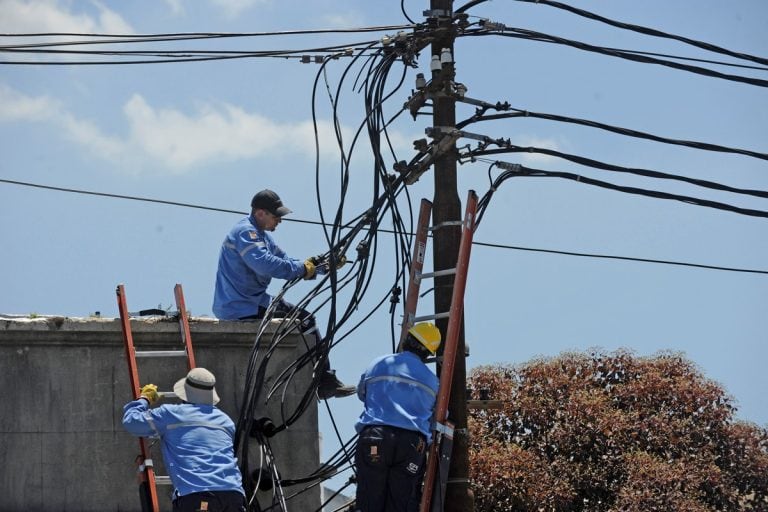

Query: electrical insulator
left=455, top=83, right=467, bottom=97
left=430, top=55, right=441, bottom=72
left=381, top=35, right=392, bottom=46
left=415, top=73, right=426, bottom=89
left=440, top=48, right=453, bottom=65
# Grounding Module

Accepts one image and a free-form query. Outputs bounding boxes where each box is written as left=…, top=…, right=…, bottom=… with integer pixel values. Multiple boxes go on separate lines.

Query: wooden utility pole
left=429, top=0, right=474, bottom=510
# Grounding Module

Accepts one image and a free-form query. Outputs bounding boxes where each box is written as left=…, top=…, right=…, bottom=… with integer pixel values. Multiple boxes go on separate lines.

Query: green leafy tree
left=467, top=350, right=768, bottom=511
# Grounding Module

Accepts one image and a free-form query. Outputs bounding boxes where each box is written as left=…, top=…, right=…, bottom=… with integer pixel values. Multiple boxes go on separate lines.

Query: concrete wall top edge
left=0, top=315, right=302, bottom=347
left=0, top=315, right=294, bottom=332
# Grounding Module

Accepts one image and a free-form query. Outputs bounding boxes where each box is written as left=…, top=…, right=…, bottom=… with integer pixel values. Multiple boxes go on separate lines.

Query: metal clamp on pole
left=434, top=421, right=455, bottom=438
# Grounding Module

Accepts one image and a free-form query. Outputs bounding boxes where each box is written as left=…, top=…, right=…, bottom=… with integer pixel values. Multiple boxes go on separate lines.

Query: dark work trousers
left=355, top=425, right=428, bottom=512
left=241, top=298, right=329, bottom=373
left=172, top=490, right=246, bottom=512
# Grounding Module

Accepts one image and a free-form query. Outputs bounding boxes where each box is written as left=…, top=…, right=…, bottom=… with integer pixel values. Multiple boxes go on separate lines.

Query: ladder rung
left=414, top=312, right=450, bottom=323
left=154, top=476, right=173, bottom=486
left=159, top=392, right=178, bottom=399
left=135, top=350, right=187, bottom=358
left=419, top=268, right=457, bottom=281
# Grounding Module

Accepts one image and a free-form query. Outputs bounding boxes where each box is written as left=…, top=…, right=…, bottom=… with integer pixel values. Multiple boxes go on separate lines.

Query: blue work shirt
left=355, top=351, right=439, bottom=443
left=122, top=399, right=244, bottom=498
left=212, top=215, right=305, bottom=319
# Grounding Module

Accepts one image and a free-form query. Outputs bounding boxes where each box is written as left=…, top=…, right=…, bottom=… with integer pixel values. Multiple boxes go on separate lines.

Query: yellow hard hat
left=408, top=322, right=441, bottom=355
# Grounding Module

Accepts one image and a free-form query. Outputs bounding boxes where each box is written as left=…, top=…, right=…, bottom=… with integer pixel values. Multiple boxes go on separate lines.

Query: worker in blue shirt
left=354, top=322, right=442, bottom=512
left=212, top=189, right=354, bottom=399
left=122, top=367, right=245, bottom=512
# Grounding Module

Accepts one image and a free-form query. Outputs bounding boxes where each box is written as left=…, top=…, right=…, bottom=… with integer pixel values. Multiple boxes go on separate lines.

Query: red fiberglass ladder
left=116, top=283, right=197, bottom=512
left=399, top=190, right=478, bottom=512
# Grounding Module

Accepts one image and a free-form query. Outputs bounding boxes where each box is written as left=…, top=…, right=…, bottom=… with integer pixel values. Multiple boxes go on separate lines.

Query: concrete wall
left=0, top=315, right=321, bottom=512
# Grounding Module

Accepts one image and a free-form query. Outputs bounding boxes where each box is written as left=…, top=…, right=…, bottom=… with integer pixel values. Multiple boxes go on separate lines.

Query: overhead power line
left=0, top=42, right=379, bottom=65
left=457, top=107, right=768, bottom=162
left=464, top=27, right=768, bottom=88
left=510, top=0, right=768, bottom=67
left=481, top=162, right=768, bottom=218
left=464, top=145, right=768, bottom=199
left=0, top=25, right=415, bottom=46
left=1, top=177, right=766, bottom=275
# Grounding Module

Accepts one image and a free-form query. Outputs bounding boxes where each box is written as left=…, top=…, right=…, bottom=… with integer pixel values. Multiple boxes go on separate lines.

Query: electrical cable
left=230, top=28, right=428, bottom=507
left=462, top=145, right=768, bottom=199
left=4, top=9, right=767, bottom=504
left=401, top=0, right=416, bottom=24
left=0, top=42, right=381, bottom=65
left=1, top=177, right=764, bottom=274
left=456, top=107, right=768, bottom=162
left=0, top=25, right=415, bottom=47
left=462, top=28, right=768, bottom=88
left=509, top=0, right=768, bottom=67
left=477, top=161, right=768, bottom=219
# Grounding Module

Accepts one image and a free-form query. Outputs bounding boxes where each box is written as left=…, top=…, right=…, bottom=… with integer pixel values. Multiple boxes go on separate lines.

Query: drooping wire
left=0, top=25, right=414, bottom=46
left=401, top=0, right=416, bottom=24
left=2, top=177, right=764, bottom=274
left=462, top=144, right=768, bottom=199
left=456, top=107, right=768, bottom=162
left=231, top=27, right=426, bottom=508
left=508, top=0, right=768, bottom=67
left=475, top=161, right=768, bottom=224
left=461, top=27, right=768, bottom=88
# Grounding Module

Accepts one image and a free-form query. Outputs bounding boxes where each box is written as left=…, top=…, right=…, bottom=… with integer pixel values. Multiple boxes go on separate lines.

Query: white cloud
left=123, top=95, right=343, bottom=171
left=0, top=0, right=133, bottom=34
left=208, top=0, right=267, bottom=19
left=163, top=0, right=184, bottom=16
left=0, top=84, right=349, bottom=173
left=0, top=83, right=127, bottom=161
left=59, top=111, right=126, bottom=161
left=0, top=84, right=60, bottom=121
left=321, top=13, right=366, bottom=29
left=515, top=136, right=563, bottom=165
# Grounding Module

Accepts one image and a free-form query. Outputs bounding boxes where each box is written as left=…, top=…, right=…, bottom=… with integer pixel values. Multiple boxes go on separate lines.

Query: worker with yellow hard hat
left=354, top=322, right=442, bottom=512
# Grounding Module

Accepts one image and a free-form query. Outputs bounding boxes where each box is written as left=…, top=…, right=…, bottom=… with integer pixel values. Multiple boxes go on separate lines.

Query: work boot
left=317, top=370, right=356, bottom=399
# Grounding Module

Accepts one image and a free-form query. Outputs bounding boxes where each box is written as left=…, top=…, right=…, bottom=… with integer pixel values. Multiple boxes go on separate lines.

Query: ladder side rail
left=419, top=190, right=478, bottom=512
left=116, top=284, right=161, bottom=512
left=399, top=199, right=433, bottom=349
left=174, top=283, right=197, bottom=370
left=432, top=189, right=477, bottom=428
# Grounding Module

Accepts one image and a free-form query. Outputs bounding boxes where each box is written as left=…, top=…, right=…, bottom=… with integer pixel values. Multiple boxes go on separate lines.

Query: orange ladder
left=116, top=283, right=197, bottom=512
left=399, top=191, right=478, bottom=512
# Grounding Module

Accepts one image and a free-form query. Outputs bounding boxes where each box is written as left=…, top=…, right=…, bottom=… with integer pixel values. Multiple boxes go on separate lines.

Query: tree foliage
left=467, top=350, right=768, bottom=511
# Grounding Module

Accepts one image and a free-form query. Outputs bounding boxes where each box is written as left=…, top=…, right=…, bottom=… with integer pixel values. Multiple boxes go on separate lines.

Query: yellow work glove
left=303, top=258, right=317, bottom=280
left=316, top=255, right=347, bottom=276
left=140, top=383, right=160, bottom=405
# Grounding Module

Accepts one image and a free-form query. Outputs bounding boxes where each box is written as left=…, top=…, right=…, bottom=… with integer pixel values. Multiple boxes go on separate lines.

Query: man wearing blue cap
left=213, top=189, right=354, bottom=399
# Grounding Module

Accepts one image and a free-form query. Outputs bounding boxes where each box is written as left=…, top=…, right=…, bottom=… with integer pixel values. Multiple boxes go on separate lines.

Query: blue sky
left=1, top=0, right=766, bottom=491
